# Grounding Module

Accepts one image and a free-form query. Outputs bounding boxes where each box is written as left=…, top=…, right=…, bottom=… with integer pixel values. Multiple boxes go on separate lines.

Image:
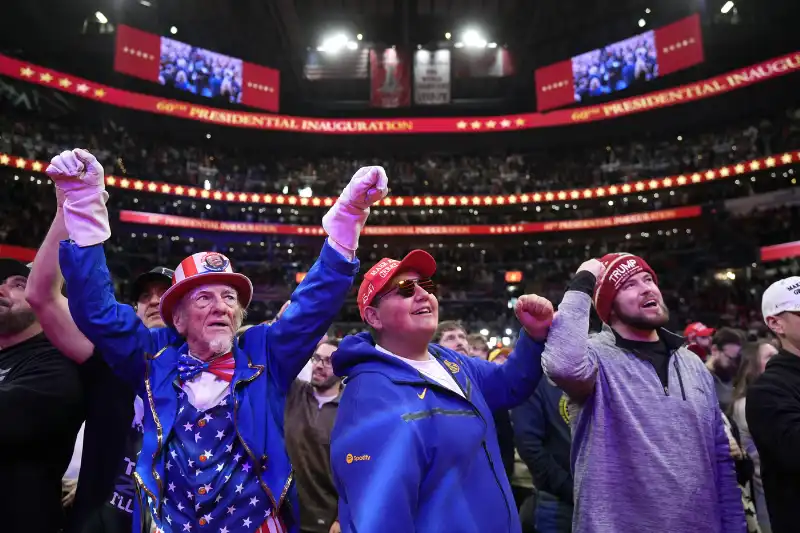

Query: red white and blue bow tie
left=178, top=352, right=235, bottom=382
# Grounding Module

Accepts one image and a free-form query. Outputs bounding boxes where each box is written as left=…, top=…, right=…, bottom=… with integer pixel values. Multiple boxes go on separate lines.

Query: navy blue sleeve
left=265, top=241, right=359, bottom=393
left=59, top=241, right=175, bottom=395
left=460, top=330, right=545, bottom=411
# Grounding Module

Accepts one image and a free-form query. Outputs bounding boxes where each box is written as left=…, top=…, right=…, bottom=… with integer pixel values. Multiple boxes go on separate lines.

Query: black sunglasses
left=376, top=278, right=436, bottom=303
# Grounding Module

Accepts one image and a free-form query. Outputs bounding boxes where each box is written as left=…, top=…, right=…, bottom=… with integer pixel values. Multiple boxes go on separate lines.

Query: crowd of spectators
left=2, top=108, right=798, bottom=198
left=3, top=159, right=798, bottom=338
left=1, top=106, right=800, bottom=338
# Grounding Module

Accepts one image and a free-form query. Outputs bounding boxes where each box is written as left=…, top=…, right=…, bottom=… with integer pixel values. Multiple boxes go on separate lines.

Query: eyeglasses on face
left=377, top=277, right=436, bottom=303
left=311, top=355, right=333, bottom=368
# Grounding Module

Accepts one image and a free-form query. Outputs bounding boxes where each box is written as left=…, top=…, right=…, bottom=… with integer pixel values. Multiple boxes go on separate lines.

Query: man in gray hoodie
left=541, top=252, right=746, bottom=533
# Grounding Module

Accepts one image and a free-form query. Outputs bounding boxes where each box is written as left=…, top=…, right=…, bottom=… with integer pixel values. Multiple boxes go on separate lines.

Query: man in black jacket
left=512, top=378, right=574, bottom=533
left=746, top=276, right=800, bottom=533
left=26, top=204, right=173, bottom=533
left=0, top=258, right=84, bottom=532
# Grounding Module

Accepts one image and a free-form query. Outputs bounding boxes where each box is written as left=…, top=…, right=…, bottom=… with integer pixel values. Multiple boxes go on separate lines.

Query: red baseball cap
left=357, top=250, right=437, bottom=320
left=684, top=322, right=715, bottom=338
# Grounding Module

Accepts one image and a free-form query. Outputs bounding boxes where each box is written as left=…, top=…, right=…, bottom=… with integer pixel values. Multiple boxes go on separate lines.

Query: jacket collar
left=604, top=324, right=685, bottom=351
left=305, top=382, right=343, bottom=404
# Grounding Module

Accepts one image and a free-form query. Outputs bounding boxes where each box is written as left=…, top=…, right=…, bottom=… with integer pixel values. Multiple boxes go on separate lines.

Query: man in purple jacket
left=541, top=252, right=745, bottom=533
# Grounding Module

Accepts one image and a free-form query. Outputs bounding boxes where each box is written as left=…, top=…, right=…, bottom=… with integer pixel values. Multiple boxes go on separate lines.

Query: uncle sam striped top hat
left=159, top=251, right=253, bottom=328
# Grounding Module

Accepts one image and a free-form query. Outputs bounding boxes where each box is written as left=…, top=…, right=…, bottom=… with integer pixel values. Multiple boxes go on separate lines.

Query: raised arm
left=262, top=167, right=388, bottom=390
left=541, top=262, right=603, bottom=402
left=25, top=207, right=95, bottom=363
left=49, top=149, right=173, bottom=392
left=459, top=294, right=552, bottom=411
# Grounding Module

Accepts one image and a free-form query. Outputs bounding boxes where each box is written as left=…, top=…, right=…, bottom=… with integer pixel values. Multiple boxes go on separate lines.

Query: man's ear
left=363, top=306, right=382, bottom=331
left=766, top=315, right=783, bottom=337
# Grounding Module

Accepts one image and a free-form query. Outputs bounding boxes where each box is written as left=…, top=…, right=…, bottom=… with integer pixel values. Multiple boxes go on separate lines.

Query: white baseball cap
left=762, top=276, right=800, bottom=323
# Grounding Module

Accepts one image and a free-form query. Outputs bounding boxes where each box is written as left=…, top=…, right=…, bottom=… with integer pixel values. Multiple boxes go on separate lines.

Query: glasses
left=377, top=277, right=436, bottom=303
left=311, top=355, right=333, bottom=368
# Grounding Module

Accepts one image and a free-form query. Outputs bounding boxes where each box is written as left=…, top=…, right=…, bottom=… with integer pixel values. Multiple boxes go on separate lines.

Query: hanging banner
left=370, top=48, right=411, bottom=108
left=119, top=206, right=701, bottom=236
left=414, top=49, right=451, bottom=105
left=1, top=52, right=797, bottom=133
left=761, top=240, right=800, bottom=263
left=453, top=47, right=514, bottom=78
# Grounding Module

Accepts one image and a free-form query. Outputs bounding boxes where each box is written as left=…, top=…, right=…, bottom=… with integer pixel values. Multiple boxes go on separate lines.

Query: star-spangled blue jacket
left=59, top=240, right=359, bottom=533
left=330, top=331, right=545, bottom=533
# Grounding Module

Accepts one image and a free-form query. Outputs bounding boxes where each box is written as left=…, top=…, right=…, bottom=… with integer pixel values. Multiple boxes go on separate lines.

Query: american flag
left=304, top=49, right=370, bottom=80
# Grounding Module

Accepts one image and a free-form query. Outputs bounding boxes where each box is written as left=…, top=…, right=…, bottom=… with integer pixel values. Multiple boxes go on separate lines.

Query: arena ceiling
left=0, top=0, right=794, bottom=113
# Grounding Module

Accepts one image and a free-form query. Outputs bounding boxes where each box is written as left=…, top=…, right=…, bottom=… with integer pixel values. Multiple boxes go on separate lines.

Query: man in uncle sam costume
left=49, top=148, right=387, bottom=533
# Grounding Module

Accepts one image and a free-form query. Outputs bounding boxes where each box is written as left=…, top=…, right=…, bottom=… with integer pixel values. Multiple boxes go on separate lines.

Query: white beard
left=209, top=336, right=233, bottom=355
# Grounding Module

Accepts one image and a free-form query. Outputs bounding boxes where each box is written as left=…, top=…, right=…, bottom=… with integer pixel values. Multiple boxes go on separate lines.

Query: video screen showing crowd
left=2, top=147, right=800, bottom=533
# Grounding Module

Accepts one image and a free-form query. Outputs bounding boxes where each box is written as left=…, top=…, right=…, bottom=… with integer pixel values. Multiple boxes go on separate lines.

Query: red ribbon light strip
left=1, top=151, right=796, bottom=209
left=119, top=206, right=702, bottom=236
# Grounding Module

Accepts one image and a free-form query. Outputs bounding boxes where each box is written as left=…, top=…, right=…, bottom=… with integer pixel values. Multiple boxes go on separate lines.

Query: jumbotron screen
left=572, top=30, right=657, bottom=103
left=536, top=14, right=704, bottom=112
left=159, top=37, right=244, bottom=104
left=113, top=25, right=280, bottom=112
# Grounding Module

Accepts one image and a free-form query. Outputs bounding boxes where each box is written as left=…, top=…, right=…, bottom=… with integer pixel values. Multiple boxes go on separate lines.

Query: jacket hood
left=332, top=331, right=436, bottom=384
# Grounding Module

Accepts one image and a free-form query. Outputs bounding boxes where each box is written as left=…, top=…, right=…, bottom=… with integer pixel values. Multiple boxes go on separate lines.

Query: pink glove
left=322, top=166, right=389, bottom=252
left=46, top=149, right=110, bottom=247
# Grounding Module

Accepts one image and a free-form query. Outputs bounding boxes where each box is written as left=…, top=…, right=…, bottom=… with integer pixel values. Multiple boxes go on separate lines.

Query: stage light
left=445, top=32, right=451, bottom=39
left=638, top=18, right=646, bottom=27
left=170, top=26, right=178, bottom=35
left=721, top=1, right=734, bottom=14
left=462, top=29, right=487, bottom=48
left=318, top=33, right=351, bottom=53
left=95, top=11, right=108, bottom=24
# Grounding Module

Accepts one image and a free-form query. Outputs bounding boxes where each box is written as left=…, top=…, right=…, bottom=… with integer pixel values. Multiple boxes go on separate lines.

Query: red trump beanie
left=593, top=253, right=658, bottom=324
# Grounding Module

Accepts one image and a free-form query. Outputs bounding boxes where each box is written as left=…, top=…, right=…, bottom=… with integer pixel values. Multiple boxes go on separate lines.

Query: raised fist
left=514, top=294, right=555, bottom=342
left=322, top=166, right=389, bottom=253
left=577, top=259, right=605, bottom=279
left=46, top=149, right=105, bottom=206
left=339, top=166, right=389, bottom=211
left=45, top=148, right=110, bottom=247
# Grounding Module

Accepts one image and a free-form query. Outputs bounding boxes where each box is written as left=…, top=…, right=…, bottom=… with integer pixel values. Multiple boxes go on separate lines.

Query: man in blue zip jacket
left=48, top=148, right=387, bottom=533
left=330, top=249, right=553, bottom=533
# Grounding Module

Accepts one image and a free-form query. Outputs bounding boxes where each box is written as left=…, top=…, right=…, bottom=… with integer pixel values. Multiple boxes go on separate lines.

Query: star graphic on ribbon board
left=59, top=78, right=72, bottom=88
left=456, top=121, right=467, bottom=129
left=40, top=72, right=53, bottom=83
left=0, top=154, right=9, bottom=165
left=15, top=158, right=26, bottom=169
left=76, top=84, right=90, bottom=93
left=94, top=89, right=106, bottom=98
left=20, top=67, right=34, bottom=77
left=500, top=119, right=511, bottom=128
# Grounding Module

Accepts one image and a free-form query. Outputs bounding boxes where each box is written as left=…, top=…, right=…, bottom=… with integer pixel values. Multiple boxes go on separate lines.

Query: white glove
left=46, top=149, right=110, bottom=247
left=322, top=166, right=388, bottom=252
